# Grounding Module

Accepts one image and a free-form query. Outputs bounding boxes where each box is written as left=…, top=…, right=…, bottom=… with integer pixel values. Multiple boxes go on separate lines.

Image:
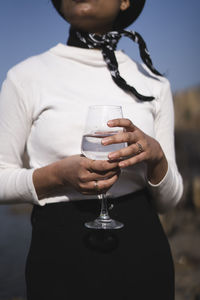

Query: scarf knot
left=77, top=31, right=121, bottom=51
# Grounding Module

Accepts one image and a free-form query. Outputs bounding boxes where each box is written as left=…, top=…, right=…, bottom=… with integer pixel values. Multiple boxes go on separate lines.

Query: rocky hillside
left=172, top=84, right=200, bottom=209
left=174, top=85, right=200, bottom=131
left=160, top=85, right=200, bottom=300
left=173, top=85, right=200, bottom=186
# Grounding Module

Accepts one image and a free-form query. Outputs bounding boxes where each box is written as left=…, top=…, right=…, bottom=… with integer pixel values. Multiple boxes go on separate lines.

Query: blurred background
left=0, top=1, right=200, bottom=299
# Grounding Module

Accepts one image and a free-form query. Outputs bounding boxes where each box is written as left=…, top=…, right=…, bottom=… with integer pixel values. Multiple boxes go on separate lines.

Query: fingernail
left=107, top=120, right=114, bottom=126
left=119, top=162, right=125, bottom=167
left=108, top=153, right=116, bottom=159
left=102, top=138, right=110, bottom=145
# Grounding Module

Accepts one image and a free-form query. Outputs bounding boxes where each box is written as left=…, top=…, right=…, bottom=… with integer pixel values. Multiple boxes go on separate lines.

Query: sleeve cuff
left=146, top=164, right=182, bottom=213
left=17, top=169, right=46, bottom=206
left=147, top=164, right=170, bottom=188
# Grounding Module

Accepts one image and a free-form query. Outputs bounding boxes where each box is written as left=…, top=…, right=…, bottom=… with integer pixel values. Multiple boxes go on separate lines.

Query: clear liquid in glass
left=81, top=131, right=125, bottom=160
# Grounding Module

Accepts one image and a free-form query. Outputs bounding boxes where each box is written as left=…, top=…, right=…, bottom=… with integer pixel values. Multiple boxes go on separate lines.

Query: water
left=0, top=205, right=32, bottom=299
left=81, top=132, right=126, bottom=160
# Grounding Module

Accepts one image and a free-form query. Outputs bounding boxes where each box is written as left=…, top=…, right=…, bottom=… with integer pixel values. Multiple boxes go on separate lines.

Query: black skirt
left=25, top=189, right=174, bottom=300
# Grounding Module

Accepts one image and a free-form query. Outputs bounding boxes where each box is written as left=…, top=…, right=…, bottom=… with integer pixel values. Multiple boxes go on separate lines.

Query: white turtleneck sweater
left=0, top=44, right=183, bottom=213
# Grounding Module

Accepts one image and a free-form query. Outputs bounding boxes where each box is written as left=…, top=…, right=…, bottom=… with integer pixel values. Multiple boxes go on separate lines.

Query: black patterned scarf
left=67, top=27, right=162, bottom=101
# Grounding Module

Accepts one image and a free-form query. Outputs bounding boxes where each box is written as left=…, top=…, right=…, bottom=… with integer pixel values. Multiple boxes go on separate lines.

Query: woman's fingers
left=108, top=142, right=144, bottom=161
left=107, top=118, right=136, bottom=131
left=118, top=151, right=146, bottom=168
left=79, top=167, right=121, bottom=183
left=88, top=158, right=119, bottom=173
left=102, top=119, right=140, bottom=147
left=100, top=118, right=148, bottom=165
left=80, top=173, right=120, bottom=195
left=102, top=131, right=137, bottom=146
left=75, top=157, right=121, bottom=194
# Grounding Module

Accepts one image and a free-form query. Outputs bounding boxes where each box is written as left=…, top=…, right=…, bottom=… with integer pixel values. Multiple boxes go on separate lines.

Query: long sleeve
left=147, top=78, right=183, bottom=213
left=0, top=70, right=40, bottom=205
left=0, top=45, right=183, bottom=207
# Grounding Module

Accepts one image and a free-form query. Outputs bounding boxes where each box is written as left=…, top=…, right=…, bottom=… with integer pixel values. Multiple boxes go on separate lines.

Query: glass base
left=85, top=217, right=124, bottom=230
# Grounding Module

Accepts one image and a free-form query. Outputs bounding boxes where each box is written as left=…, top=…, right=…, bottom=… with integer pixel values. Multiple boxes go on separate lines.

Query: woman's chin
left=70, top=18, right=112, bottom=34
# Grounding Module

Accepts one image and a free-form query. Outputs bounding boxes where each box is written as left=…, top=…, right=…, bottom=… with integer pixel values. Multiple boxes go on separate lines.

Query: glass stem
left=99, top=193, right=110, bottom=221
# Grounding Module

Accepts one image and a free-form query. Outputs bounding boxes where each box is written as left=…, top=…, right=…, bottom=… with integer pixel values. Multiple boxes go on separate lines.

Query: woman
left=0, top=0, right=183, bottom=299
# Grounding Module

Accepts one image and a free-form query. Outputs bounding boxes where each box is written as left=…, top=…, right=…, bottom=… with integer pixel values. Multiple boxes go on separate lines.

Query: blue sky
left=0, top=0, right=199, bottom=92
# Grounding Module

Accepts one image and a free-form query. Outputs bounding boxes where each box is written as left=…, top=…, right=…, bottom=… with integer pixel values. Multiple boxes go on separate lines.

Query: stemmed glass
left=81, top=105, right=126, bottom=230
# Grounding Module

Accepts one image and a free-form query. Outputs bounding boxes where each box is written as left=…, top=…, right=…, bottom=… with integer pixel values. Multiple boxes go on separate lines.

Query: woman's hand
left=56, top=155, right=120, bottom=195
left=101, top=118, right=168, bottom=184
left=33, top=155, right=120, bottom=199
